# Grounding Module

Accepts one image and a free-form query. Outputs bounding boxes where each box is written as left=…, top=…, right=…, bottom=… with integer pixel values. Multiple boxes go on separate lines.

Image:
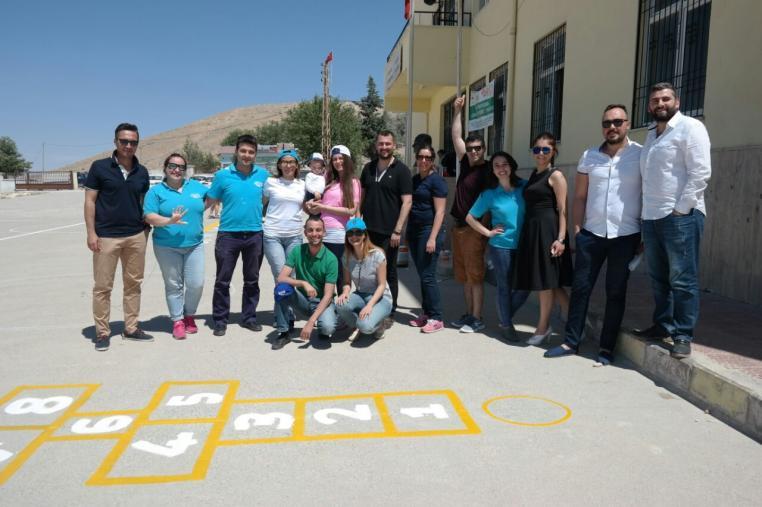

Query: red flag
left=404, top=0, right=411, bottom=19
left=325, top=52, right=333, bottom=63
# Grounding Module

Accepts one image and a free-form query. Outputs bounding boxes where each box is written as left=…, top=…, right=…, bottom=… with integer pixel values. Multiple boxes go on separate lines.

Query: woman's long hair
left=485, top=151, right=520, bottom=189
left=326, top=154, right=357, bottom=209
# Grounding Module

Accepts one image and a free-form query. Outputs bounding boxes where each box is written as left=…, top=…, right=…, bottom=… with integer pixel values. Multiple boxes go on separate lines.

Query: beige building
left=384, top=0, right=762, bottom=305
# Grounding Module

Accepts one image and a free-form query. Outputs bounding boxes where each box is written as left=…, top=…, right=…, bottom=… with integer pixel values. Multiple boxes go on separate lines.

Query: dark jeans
left=324, top=242, right=345, bottom=292
left=488, top=245, right=530, bottom=328
left=564, top=230, right=641, bottom=353
left=368, top=230, right=399, bottom=314
left=213, top=231, right=264, bottom=325
left=407, top=224, right=443, bottom=320
left=642, top=210, right=704, bottom=342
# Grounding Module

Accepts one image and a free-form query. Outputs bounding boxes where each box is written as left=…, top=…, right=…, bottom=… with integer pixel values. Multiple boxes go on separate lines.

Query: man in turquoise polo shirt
left=273, top=216, right=339, bottom=350
left=207, top=134, right=270, bottom=336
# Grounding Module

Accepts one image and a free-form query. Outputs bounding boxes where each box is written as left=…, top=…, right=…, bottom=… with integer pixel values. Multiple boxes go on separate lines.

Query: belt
left=220, top=231, right=260, bottom=238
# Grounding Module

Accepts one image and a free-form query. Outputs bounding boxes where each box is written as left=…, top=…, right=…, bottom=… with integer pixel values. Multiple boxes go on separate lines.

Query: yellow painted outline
left=218, top=389, right=480, bottom=445
left=203, top=221, right=219, bottom=233
left=0, top=384, right=100, bottom=485
left=86, top=380, right=238, bottom=486
left=482, top=395, right=572, bottom=427
left=48, top=410, right=142, bottom=440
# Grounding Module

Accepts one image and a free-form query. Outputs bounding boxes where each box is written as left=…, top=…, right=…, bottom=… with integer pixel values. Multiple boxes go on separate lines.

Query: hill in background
left=57, top=102, right=296, bottom=173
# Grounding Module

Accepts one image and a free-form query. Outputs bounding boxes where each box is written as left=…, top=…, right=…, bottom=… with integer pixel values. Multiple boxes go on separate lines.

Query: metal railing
left=387, top=10, right=472, bottom=62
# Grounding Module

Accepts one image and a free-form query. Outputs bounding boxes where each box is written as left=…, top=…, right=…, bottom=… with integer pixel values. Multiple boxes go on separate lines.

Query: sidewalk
left=585, top=268, right=762, bottom=441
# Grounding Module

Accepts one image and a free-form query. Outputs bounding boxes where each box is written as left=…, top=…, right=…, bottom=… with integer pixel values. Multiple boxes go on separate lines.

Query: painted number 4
left=131, top=432, right=198, bottom=458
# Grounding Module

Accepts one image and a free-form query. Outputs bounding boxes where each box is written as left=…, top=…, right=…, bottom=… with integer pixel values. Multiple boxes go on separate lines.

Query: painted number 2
left=4, top=396, right=73, bottom=415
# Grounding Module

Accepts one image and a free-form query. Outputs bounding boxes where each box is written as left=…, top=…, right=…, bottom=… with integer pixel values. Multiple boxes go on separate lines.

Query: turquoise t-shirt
left=468, top=180, right=526, bottom=249
left=208, top=164, right=269, bottom=232
left=143, top=179, right=208, bottom=248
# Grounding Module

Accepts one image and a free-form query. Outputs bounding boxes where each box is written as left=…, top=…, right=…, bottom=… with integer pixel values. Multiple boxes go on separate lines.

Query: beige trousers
left=92, top=231, right=147, bottom=337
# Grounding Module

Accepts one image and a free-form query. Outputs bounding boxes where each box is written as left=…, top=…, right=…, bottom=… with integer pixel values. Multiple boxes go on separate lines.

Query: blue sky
left=1, top=0, right=407, bottom=170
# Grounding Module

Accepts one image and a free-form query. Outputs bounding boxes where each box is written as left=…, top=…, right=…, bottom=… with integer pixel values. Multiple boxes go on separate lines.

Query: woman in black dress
left=513, top=132, right=572, bottom=345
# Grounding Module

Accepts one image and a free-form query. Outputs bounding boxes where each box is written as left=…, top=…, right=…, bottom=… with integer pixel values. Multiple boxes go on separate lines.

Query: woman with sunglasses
left=513, top=132, right=572, bottom=346
left=466, top=151, right=530, bottom=342
left=263, top=149, right=306, bottom=335
left=335, top=217, right=392, bottom=340
left=407, top=145, right=448, bottom=333
left=305, top=145, right=361, bottom=292
left=143, top=153, right=211, bottom=340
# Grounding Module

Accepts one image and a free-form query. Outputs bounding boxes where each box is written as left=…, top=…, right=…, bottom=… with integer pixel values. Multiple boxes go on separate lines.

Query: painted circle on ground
left=482, top=395, right=572, bottom=427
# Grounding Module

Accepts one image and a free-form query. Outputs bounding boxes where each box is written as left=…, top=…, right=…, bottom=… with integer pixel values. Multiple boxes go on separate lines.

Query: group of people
left=84, top=81, right=710, bottom=362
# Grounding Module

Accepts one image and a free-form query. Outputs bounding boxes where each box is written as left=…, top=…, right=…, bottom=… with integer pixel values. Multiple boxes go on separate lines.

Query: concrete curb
left=604, top=321, right=762, bottom=443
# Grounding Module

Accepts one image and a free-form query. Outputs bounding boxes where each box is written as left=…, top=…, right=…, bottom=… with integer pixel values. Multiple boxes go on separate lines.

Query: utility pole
left=405, top=2, right=415, bottom=168
left=322, top=52, right=333, bottom=157
left=42, top=142, right=45, bottom=172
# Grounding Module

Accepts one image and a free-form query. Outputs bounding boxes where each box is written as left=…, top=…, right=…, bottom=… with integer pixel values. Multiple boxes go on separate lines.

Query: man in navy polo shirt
left=206, top=134, right=269, bottom=336
left=84, top=122, right=151, bottom=351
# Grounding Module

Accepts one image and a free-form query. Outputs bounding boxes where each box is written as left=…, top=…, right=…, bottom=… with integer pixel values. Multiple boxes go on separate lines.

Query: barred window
left=530, top=25, right=565, bottom=142
left=488, top=62, right=508, bottom=155
left=468, top=77, right=487, bottom=141
left=633, top=0, right=712, bottom=128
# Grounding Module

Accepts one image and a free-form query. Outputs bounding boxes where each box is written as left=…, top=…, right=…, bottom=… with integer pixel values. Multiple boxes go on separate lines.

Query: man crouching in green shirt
left=273, top=216, right=339, bottom=350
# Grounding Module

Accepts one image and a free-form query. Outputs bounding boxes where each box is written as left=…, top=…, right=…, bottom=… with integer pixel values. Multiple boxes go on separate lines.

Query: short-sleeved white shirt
left=263, top=177, right=305, bottom=237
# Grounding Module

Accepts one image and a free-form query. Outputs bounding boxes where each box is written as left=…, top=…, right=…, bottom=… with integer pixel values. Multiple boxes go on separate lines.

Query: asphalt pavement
left=0, top=190, right=759, bottom=506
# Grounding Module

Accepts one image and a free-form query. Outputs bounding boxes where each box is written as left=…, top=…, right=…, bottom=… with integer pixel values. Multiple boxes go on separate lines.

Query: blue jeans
left=488, top=245, right=530, bottom=328
left=274, top=289, right=337, bottom=335
left=263, top=234, right=303, bottom=279
left=563, top=230, right=641, bottom=352
left=336, top=292, right=393, bottom=334
left=213, top=231, right=263, bottom=325
left=642, top=210, right=704, bottom=342
left=153, top=243, right=205, bottom=321
left=407, top=224, right=443, bottom=320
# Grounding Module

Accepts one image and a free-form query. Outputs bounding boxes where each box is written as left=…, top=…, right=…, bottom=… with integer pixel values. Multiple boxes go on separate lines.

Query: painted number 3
left=4, top=396, right=73, bottom=415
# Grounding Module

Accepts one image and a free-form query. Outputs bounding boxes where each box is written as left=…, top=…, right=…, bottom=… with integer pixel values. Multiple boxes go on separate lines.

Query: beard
left=650, top=105, right=678, bottom=123
left=377, top=150, right=392, bottom=160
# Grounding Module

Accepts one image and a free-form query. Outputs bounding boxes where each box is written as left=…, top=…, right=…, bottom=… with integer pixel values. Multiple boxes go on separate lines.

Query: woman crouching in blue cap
left=335, top=217, right=392, bottom=340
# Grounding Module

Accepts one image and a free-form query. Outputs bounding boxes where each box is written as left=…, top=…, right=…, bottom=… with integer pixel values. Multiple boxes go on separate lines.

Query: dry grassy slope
left=57, top=102, right=297, bottom=173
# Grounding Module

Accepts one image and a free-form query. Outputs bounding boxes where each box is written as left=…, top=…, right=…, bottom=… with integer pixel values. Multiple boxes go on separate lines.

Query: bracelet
left=393, top=230, right=401, bottom=235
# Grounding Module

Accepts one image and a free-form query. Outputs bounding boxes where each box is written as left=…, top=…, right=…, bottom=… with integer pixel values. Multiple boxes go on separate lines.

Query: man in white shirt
left=634, top=82, right=711, bottom=359
left=545, top=105, right=642, bottom=365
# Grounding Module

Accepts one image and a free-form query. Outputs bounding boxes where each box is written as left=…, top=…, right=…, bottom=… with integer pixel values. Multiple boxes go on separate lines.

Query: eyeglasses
left=280, top=160, right=298, bottom=165
left=416, top=155, right=434, bottom=161
left=465, top=145, right=483, bottom=153
left=346, top=229, right=365, bottom=237
left=166, top=163, right=187, bottom=171
left=117, top=139, right=139, bottom=147
left=601, top=119, right=627, bottom=129
left=531, top=146, right=552, bottom=155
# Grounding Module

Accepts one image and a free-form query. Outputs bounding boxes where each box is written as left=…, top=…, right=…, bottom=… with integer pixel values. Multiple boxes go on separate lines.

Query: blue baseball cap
left=345, top=217, right=367, bottom=232
left=274, top=282, right=295, bottom=302
left=277, top=149, right=300, bottom=163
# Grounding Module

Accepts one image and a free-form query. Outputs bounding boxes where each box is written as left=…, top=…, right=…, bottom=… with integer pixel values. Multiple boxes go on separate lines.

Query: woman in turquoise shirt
left=144, top=153, right=210, bottom=340
left=466, top=151, right=529, bottom=342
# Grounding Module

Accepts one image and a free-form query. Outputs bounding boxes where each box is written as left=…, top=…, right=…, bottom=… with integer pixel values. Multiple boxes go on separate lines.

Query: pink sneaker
left=172, top=320, right=186, bottom=340
left=421, top=319, right=444, bottom=333
left=183, top=315, right=198, bottom=334
left=409, top=314, right=429, bottom=327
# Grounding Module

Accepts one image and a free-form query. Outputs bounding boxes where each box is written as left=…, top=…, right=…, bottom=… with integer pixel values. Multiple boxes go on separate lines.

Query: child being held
left=304, top=152, right=327, bottom=202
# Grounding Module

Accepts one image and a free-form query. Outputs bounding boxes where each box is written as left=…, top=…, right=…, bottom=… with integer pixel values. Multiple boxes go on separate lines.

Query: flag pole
left=322, top=53, right=332, bottom=157
left=405, top=2, right=415, bottom=167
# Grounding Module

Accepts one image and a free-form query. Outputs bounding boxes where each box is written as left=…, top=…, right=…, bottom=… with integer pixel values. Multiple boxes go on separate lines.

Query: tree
left=358, top=76, right=387, bottom=158
left=221, top=128, right=258, bottom=146
left=181, top=139, right=218, bottom=172
left=253, top=121, right=286, bottom=145
left=0, top=137, right=32, bottom=175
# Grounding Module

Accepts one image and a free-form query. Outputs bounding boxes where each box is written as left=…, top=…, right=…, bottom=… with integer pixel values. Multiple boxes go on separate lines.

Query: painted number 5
left=4, top=396, right=73, bottom=415
left=166, top=393, right=224, bottom=407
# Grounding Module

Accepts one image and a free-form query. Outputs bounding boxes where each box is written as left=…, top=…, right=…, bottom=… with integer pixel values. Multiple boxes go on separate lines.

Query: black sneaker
left=271, top=332, right=291, bottom=350
left=121, top=328, right=154, bottom=342
left=288, top=319, right=295, bottom=332
left=241, top=320, right=262, bottom=332
left=213, top=323, right=227, bottom=336
left=318, top=333, right=331, bottom=341
left=671, top=339, right=691, bottom=359
left=633, top=324, right=670, bottom=340
left=94, top=335, right=110, bottom=351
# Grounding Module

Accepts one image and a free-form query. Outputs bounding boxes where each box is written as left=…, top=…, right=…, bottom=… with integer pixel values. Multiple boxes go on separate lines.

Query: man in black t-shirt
left=83, top=123, right=151, bottom=352
left=359, top=130, right=413, bottom=326
left=449, top=95, right=490, bottom=334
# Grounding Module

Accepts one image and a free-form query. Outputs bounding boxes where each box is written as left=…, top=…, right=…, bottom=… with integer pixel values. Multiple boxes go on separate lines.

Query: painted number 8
left=4, top=396, right=73, bottom=415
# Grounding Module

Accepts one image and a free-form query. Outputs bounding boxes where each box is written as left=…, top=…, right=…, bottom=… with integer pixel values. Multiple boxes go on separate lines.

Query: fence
left=14, top=171, right=75, bottom=191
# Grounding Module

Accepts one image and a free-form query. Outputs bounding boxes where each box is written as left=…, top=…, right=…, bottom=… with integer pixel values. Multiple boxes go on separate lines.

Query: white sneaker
left=526, top=327, right=552, bottom=346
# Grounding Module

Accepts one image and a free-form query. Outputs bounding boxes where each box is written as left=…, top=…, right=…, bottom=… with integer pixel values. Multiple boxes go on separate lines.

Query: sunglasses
left=601, top=119, right=627, bottom=128
left=416, top=155, right=434, bottom=161
left=531, top=146, right=552, bottom=155
left=117, top=139, right=139, bottom=147
left=166, top=163, right=187, bottom=171
left=465, top=145, right=483, bottom=153
left=346, top=229, right=365, bottom=237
